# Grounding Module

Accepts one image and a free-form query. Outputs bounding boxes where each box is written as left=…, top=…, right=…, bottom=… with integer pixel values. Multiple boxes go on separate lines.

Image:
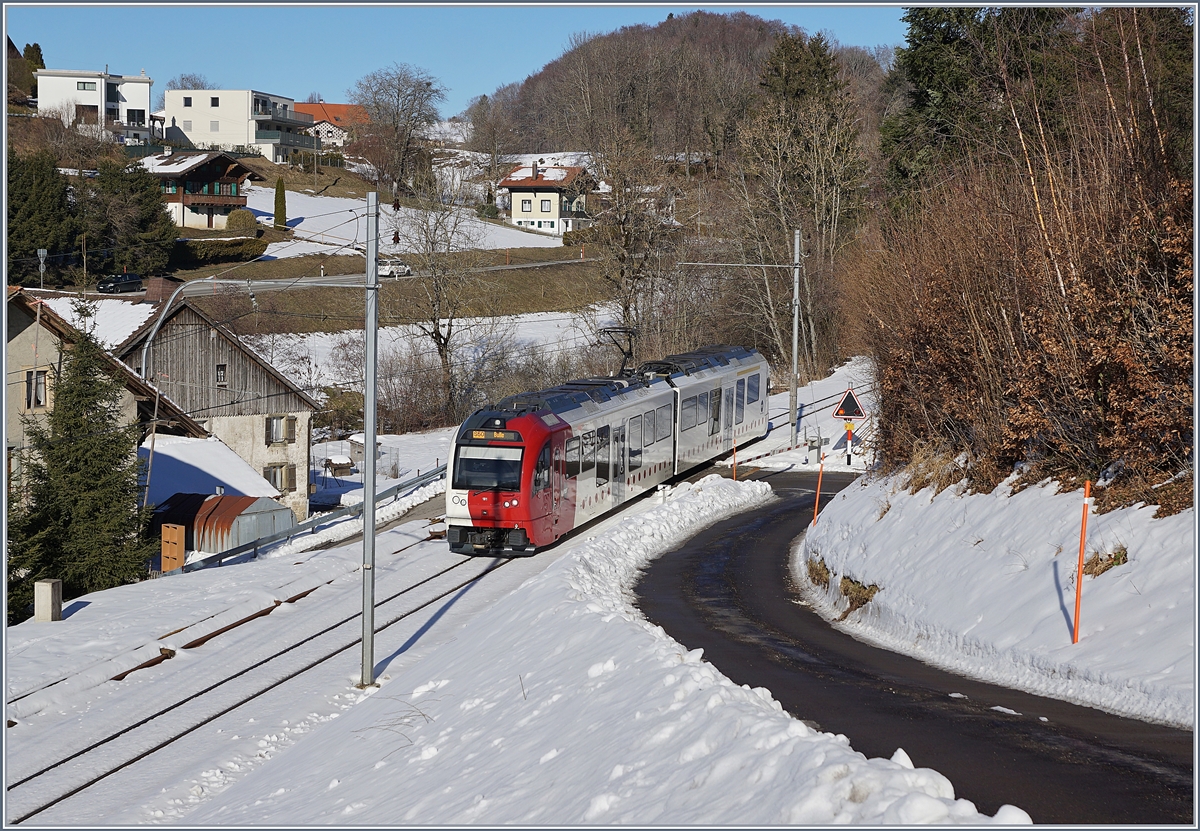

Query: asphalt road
left=636, top=469, right=1193, bottom=824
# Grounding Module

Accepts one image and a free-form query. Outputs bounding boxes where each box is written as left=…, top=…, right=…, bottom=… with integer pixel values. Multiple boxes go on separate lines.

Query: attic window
left=216, top=363, right=227, bottom=387
left=211, top=96, right=220, bottom=107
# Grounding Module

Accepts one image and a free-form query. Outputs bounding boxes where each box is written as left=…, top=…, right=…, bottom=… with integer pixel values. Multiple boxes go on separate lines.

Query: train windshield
left=453, top=445, right=524, bottom=491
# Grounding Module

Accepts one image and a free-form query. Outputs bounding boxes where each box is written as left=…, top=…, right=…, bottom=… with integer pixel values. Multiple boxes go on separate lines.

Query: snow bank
left=191, top=476, right=1028, bottom=825
left=798, top=474, right=1195, bottom=728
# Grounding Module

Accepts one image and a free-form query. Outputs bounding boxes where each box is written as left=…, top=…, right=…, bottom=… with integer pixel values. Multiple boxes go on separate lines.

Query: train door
left=723, top=386, right=734, bottom=451
left=551, top=440, right=564, bottom=534
left=612, top=424, right=626, bottom=505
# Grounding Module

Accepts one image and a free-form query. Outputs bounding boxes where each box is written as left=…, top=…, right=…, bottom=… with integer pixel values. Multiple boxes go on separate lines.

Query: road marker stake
left=1073, top=480, right=1091, bottom=644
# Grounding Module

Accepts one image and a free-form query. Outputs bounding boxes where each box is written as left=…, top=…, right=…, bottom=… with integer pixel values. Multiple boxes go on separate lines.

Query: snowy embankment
left=798, top=474, right=1195, bottom=729
left=189, top=476, right=1027, bottom=825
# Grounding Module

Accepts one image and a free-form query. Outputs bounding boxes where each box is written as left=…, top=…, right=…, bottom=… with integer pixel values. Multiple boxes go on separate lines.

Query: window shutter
left=262, top=466, right=271, bottom=483
left=265, top=418, right=272, bottom=446
left=286, top=464, right=297, bottom=492
left=286, top=416, right=297, bottom=443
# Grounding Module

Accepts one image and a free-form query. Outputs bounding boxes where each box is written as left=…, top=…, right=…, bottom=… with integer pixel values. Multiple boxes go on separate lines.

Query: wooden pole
left=812, top=453, right=826, bottom=527
left=1073, top=480, right=1091, bottom=644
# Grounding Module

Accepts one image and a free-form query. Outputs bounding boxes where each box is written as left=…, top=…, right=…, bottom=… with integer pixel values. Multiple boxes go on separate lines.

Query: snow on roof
left=139, top=151, right=222, bottom=175
left=39, top=295, right=157, bottom=350
left=139, top=435, right=280, bottom=508
left=498, top=164, right=585, bottom=189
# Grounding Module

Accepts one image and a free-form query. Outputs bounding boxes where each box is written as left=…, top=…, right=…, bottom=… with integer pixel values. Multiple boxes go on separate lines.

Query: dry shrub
left=852, top=14, right=1191, bottom=510
left=902, top=440, right=966, bottom=496
left=1083, top=545, right=1128, bottom=577
left=806, top=556, right=830, bottom=590
left=836, top=576, right=880, bottom=621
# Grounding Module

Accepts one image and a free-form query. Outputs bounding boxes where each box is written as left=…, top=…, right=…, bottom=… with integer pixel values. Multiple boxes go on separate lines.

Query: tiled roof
left=293, top=102, right=369, bottom=125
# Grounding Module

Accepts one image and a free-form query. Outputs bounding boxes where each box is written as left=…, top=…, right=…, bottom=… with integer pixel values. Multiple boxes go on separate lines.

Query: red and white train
left=445, top=345, right=770, bottom=555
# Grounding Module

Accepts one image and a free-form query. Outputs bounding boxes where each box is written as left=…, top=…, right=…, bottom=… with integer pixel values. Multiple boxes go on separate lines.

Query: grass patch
left=806, top=556, right=830, bottom=590
left=837, top=576, right=881, bottom=621
left=902, top=440, right=967, bottom=495
left=184, top=248, right=611, bottom=336
left=1083, top=545, right=1128, bottom=577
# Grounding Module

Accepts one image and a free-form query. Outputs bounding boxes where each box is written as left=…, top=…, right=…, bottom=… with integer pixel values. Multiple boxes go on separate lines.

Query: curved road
left=636, top=470, right=1192, bottom=824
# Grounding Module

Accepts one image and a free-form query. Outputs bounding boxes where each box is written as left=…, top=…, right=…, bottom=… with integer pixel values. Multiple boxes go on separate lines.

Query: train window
left=628, top=415, right=642, bottom=471
left=643, top=410, right=655, bottom=446
left=533, top=442, right=552, bottom=493
left=565, top=437, right=581, bottom=477
left=582, top=430, right=596, bottom=473
left=681, top=396, right=698, bottom=430
left=595, top=426, right=611, bottom=486
left=697, top=391, right=709, bottom=426
left=710, top=387, right=722, bottom=436
left=735, top=379, right=746, bottom=424
left=452, top=445, right=523, bottom=491
left=747, top=373, right=760, bottom=404
left=656, top=404, right=672, bottom=441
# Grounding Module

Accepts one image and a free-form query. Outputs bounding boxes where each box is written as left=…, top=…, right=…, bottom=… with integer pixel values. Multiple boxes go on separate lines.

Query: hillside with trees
left=464, top=8, right=1191, bottom=512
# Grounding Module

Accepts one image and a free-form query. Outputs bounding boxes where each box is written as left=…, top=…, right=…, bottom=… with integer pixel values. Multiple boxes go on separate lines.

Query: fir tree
left=6, top=147, right=78, bottom=286
left=7, top=302, right=156, bottom=624
left=22, top=43, right=45, bottom=71
left=78, top=159, right=178, bottom=276
left=274, top=176, right=287, bottom=229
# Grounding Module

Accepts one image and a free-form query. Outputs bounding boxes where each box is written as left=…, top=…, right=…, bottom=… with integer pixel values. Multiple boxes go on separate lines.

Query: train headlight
left=512, top=498, right=518, bottom=506
left=503, top=500, right=511, bottom=507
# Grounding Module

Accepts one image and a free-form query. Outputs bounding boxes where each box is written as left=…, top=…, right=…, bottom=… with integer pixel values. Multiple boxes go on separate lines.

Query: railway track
left=5, top=549, right=515, bottom=825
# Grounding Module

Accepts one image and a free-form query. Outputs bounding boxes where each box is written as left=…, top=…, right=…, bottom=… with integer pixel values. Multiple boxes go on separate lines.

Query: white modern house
left=161, top=89, right=319, bottom=162
left=34, top=67, right=154, bottom=144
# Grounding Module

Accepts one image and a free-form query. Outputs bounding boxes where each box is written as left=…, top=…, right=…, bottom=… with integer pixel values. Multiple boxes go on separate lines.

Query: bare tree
left=155, top=72, right=215, bottom=111
left=384, top=177, right=495, bottom=422
left=465, top=83, right=521, bottom=187
left=347, top=63, right=446, bottom=197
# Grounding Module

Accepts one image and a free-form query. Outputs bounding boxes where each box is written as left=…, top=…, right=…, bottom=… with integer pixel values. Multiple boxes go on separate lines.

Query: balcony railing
left=255, top=130, right=318, bottom=149
left=251, top=108, right=314, bottom=125
left=179, top=193, right=247, bottom=207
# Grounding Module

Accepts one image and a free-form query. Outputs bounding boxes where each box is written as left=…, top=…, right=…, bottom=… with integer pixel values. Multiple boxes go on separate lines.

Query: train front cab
left=445, top=411, right=571, bottom=556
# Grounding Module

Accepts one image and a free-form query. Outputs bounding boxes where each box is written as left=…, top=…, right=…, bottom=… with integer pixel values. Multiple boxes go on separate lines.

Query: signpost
left=834, top=389, right=866, bottom=465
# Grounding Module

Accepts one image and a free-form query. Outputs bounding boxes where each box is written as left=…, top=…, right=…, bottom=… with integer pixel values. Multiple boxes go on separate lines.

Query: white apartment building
left=162, top=89, right=319, bottom=162
left=34, top=67, right=154, bottom=144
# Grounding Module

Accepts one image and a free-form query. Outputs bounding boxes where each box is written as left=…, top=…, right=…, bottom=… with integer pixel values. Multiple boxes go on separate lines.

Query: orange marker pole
left=812, top=453, right=826, bottom=527
left=1073, top=480, right=1091, bottom=644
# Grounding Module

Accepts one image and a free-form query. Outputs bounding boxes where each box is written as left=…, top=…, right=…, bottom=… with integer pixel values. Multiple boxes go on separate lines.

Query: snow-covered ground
left=242, top=185, right=564, bottom=262
left=9, top=363, right=1053, bottom=826
left=5, top=473, right=1027, bottom=825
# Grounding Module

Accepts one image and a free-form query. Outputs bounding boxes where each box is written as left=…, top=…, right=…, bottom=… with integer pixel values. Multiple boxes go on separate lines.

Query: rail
left=172, top=464, right=447, bottom=574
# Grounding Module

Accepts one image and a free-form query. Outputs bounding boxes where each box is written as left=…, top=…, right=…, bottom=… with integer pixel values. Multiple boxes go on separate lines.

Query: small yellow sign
left=844, top=422, right=856, bottom=432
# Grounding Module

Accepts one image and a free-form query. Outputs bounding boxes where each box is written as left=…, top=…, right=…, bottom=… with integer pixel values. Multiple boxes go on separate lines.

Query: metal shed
left=152, top=493, right=296, bottom=554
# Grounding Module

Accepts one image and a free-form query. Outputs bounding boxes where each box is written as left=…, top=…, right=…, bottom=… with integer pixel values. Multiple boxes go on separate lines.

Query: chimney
left=531, top=159, right=538, bottom=180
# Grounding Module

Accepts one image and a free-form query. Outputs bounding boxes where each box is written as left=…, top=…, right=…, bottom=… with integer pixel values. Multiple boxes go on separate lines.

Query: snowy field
left=242, top=184, right=565, bottom=262
left=6, top=364, right=1048, bottom=825
left=5, top=475, right=1027, bottom=825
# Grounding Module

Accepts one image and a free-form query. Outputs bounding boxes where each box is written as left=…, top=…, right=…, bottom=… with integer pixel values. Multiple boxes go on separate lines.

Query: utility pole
left=361, top=191, right=379, bottom=688
left=789, top=229, right=800, bottom=450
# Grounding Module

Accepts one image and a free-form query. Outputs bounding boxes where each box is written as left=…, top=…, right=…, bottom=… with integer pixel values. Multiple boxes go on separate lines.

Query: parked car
left=97, top=273, right=143, bottom=293
left=379, top=260, right=412, bottom=278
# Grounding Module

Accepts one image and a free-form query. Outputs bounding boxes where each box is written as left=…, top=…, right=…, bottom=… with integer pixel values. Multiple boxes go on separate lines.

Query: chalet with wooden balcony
left=498, top=160, right=595, bottom=236
left=140, top=150, right=264, bottom=229
left=162, top=89, right=319, bottom=163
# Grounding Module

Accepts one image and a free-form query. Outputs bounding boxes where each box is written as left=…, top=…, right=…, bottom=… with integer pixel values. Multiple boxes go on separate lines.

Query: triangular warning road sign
left=834, top=388, right=866, bottom=419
